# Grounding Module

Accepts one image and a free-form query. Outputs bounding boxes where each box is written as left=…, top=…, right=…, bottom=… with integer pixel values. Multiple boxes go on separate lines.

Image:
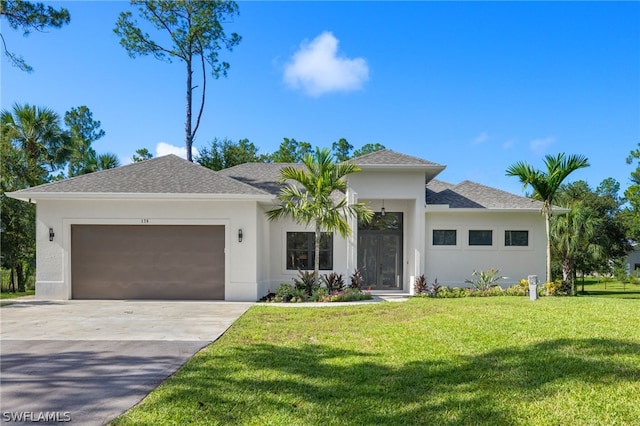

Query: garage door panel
left=71, top=225, right=225, bottom=300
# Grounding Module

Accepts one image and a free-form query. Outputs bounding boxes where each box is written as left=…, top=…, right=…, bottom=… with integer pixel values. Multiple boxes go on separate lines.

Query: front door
left=357, top=212, right=403, bottom=290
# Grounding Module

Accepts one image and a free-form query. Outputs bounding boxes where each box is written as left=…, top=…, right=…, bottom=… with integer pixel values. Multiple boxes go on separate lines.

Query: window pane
left=358, top=212, right=402, bottom=231
left=505, top=230, right=528, bottom=246
left=469, top=230, right=492, bottom=246
left=286, top=232, right=333, bottom=270
left=433, top=230, right=456, bottom=245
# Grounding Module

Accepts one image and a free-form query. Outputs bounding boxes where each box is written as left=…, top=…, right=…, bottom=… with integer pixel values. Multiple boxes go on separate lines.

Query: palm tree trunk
left=314, top=223, right=321, bottom=287
left=545, top=210, right=552, bottom=283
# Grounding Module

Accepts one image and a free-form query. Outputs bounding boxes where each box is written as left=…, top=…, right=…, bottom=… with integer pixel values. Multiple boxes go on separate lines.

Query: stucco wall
left=425, top=211, right=546, bottom=287
left=348, top=170, right=426, bottom=292
left=265, top=216, right=349, bottom=291
left=35, top=198, right=261, bottom=301
left=627, top=247, right=640, bottom=273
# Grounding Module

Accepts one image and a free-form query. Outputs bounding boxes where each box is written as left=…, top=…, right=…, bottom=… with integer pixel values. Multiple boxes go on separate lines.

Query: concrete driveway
left=0, top=300, right=252, bottom=425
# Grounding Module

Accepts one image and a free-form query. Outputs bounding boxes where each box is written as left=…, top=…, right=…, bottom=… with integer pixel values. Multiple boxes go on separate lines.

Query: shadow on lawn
left=156, top=338, right=640, bottom=425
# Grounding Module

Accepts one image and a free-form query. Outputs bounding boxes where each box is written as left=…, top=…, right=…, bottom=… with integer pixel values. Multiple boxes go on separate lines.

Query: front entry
left=357, top=212, right=403, bottom=290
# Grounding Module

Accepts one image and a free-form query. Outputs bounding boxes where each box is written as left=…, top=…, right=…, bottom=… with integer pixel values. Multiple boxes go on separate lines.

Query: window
left=505, top=230, right=529, bottom=246
left=433, top=230, right=456, bottom=245
left=469, top=230, right=492, bottom=246
left=286, top=232, right=333, bottom=270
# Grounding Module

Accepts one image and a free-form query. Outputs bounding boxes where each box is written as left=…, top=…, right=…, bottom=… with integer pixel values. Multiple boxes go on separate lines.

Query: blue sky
left=2, top=1, right=638, bottom=195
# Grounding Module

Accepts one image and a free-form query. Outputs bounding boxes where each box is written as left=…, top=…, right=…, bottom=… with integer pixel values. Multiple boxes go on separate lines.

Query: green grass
left=112, top=297, right=640, bottom=426
left=0, top=289, right=35, bottom=299
left=577, top=277, right=640, bottom=299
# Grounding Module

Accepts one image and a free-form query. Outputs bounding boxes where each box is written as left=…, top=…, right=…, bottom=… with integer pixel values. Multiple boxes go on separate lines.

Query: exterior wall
left=425, top=211, right=546, bottom=287
left=627, top=246, right=640, bottom=273
left=256, top=204, right=272, bottom=297
left=35, top=198, right=261, bottom=301
left=348, top=170, right=426, bottom=293
left=265, top=216, right=349, bottom=291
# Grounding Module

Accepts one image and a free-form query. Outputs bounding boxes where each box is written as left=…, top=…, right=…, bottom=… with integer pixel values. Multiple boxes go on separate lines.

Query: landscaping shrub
left=545, top=280, right=571, bottom=296
left=293, top=269, right=318, bottom=295
left=322, top=272, right=345, bottom=292
left=274, top=283, right=296, bottom=302
left=263, top=274, right=372, bottom=303
left=414, top=275, right=428, bottom=294
left=465, top=268, right=503, bottom=291
left=349, top=268, right=364, bottom=290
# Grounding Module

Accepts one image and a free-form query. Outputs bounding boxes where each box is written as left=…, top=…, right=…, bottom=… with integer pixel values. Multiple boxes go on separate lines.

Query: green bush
left=545, top=280, right=571, bottom=296
left=465, top=268, right=503, bottom=291
left=274, top=283, right=296, bottom=302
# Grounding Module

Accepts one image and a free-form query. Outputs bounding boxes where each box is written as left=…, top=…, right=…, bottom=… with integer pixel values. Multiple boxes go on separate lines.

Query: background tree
left=197, top=137, right=268, bottom=171
left=94, top=153, right=121, bottom=171
left=1, top=103, right=69, bottom=185
left=506, top=153, right=590, bottom=283
left=269, top=138, right=313, bottom=163
left=266, top=147, right=373, bottom=285
left=332, top=138, right=353, bottom=162
left=132, top=147, right=153, bottom=163
left=623, top=143, right=640, bottom=242
left=0, top=0, right=70, bottom=72
left=353, top=143, right=385, bottom=158
left=64, top=106, right=106, bottom=177
left=554, top=178, right=630, bottom=278
left=114, top=0, right=241, bottom=162
left=551, top=202, right=603, bottom=295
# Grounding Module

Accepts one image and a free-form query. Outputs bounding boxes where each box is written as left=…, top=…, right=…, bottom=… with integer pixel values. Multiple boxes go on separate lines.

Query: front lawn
left=112, top=297, right=640, bottom=425
left=577, top=277, right=640, bottom=299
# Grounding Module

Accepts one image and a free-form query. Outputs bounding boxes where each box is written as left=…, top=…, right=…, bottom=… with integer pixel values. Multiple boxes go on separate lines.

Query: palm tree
left=506, top=153, right=590, bottom=283
left=551, top=202, right=603, bottom=295
left=266, top=147, right=373, bottom=284
left=1, top=103, right=69, bottom=185
left=95, top=153, right=121, bottom=171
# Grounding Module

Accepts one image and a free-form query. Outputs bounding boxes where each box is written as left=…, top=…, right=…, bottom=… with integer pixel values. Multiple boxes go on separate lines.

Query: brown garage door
left=71, top=225, right=225, bottom=300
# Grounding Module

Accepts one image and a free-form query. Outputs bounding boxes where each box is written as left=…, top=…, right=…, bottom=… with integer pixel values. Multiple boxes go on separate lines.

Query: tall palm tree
left=1, top=103, right=69, bottom=185
left=266, top=147, right=373, bottom=284
left=551, top=202, right=603, bottom=295
left=506, top=153, right=590, bottom=283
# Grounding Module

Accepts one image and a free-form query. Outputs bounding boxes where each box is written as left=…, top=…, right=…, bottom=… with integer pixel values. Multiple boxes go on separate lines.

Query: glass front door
left=357, top=213, right=403, bottom=290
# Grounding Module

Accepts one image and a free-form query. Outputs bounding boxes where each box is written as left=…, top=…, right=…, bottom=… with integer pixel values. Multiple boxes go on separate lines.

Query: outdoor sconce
left=238, top=228, right=243, bottom=243
left=381, top=200, right=386, bottom=217
left=49, top=228, right=55, bottom=242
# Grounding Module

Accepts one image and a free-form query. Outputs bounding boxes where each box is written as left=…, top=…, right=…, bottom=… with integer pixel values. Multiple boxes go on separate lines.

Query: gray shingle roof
left=217, top=162, right=302, bottom=195
left=427, top=179, right=544, bottom=210
left=9, top=155, right=270, bottom=197
left=353, top=149, right=444, bottom=167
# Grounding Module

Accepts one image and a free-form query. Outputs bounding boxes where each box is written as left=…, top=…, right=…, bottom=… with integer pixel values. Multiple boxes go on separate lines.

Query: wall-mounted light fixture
left=238, top=228, right=243, bottom=243
left=49, top=227, right=55, bottom=242
left=381, top=200, right=386, bottom=217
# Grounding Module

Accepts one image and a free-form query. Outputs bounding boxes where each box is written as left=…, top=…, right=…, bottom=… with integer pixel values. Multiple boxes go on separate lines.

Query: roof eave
left=358, top=164, right=445, bottom=171
left=425, top=205, right=555, bottom=213
left=5, top=191, right=274, bottom=202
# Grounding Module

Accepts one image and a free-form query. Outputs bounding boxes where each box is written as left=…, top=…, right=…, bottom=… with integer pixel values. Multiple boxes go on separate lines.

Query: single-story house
left=7, top=149, right=547, bottom=301
left=626, top=245, right=640, bottom=274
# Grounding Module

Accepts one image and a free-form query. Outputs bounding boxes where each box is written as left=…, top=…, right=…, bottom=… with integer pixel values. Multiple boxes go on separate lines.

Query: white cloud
left=284, top=31, right=369, bottom=96
left=529, top=136, right=556, bottom=155
left=155, top=142, right=199, bottom=159
left=472, top=131, right=489, bottom=145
